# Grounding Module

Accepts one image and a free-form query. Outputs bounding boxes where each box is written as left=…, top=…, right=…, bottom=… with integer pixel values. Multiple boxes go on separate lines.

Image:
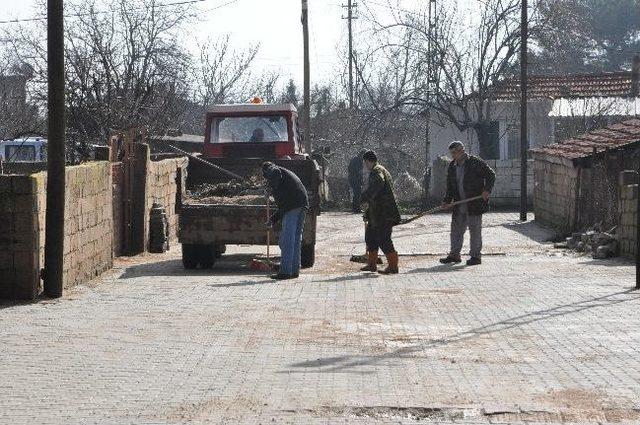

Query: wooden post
left=519, top=0, right=528, bottom=222
left=301, top=0, right=312, bottom=153
left=43, top=0, right=65, bottom=298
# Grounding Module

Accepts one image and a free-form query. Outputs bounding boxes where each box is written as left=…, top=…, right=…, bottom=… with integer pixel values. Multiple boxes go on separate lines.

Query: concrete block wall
left=484, top=159, right=534, bottom=207
left=145, top=157, right=187, bottom=249
left=0, top=174, right=41, bottom=300
left=428, top=157, right=533, bottom=207
left=34, top=162, right=114, bottom=289
left=619, top=183, right=638, bottom=260
left=533, top=157, right=579, bottom=233
left=111, top=163, right=124, bottom=257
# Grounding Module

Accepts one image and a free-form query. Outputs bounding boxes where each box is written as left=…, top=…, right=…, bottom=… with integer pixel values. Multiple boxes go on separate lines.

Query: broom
left=250, top=194, right=277, bottom=272
left=349, top=195, right=483, bottom=263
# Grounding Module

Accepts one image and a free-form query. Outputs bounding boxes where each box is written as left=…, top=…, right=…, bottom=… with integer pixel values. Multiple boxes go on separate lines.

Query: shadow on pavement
left=119, top=254, right=269, bottom=279
left=209, top=279, right=273, bottom=288
left=315, top=273, right=381, bottom=283
left=405, top=264, right=466, bottom=274
left=284, top=288, right=640, bottom=373
left=502, top=220, right=555, bottom=243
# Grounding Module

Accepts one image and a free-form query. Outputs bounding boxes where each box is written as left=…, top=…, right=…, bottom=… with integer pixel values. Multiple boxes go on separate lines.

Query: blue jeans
left=279, top=208, right=306, bottom=276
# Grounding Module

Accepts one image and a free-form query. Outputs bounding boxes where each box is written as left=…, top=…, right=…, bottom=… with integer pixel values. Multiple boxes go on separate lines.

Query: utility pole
left=423, top=0, right=437, bottom=204
left=301, top=0, right=311, bottom=153
left=519, top=0, right=528, bottom=222
left=343, top=0, right=357, bottom=109
left=44, top=0, right=66, bottom=298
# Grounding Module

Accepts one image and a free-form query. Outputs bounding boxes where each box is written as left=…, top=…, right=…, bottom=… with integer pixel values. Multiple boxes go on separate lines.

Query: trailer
left=178, top=101, right=321, bottom=269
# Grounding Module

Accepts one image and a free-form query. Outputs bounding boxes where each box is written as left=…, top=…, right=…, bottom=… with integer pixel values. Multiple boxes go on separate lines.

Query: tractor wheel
left=199, top=245, right=216, bottom=269
left=214, top=243, right=226, bottom=258
left=182, top=244, right=199, bottom=269
left=301, top=244, right=315, bottom=268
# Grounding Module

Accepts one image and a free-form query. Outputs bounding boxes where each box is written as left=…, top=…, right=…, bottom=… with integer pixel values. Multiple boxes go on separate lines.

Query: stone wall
left=34, top=162, right=114, bottom=289
left=145, top=157, right=187, bottom=250
left=532, top=156, right=579, bottom=234
left=618, top=171, right=638, bottom=260
left=0, top=174, right=41, bottom=300
left=1, top=162, right=48, bottom=175
left=484, top=159, right=534, bottom=207
left=111, top=163, right=124, bottom=257
left=428, top=157, right=533, bottom=207
left=1, top=148, right=187, bottom=300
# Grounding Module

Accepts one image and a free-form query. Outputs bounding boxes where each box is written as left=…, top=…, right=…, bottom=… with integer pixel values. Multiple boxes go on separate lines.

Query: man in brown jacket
left=360, top=150, right=402, bottom=274
left=440, top=141, right=496, bottom=266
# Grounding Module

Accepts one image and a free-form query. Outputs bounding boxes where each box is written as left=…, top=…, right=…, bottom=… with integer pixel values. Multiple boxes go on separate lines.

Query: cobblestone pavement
left=1, top=212, right=639, bottom=424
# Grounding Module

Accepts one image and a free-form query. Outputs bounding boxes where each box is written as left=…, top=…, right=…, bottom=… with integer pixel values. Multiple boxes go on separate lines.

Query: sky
left=0, top=0, right=425, bottom=89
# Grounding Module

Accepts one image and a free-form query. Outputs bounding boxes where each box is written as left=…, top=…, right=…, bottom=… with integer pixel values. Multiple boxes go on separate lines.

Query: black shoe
left=439, top=256, right=462, bottom=264
left=270, top=273, right=295, bottom=280
left=466, top=257, right=482, bottom=266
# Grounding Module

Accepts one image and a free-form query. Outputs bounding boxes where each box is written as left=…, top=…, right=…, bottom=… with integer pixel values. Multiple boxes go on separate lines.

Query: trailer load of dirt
left=189, top=174, right=264, bottom=198
left=186, top=174, right=269, bottom=205
left=189, top=195, right=268, bottom=205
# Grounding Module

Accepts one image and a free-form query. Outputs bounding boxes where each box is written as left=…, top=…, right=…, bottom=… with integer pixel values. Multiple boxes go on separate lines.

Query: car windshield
left=5, top=144, right=36, bottom=161
left=210, top=115, right=289, bottom=143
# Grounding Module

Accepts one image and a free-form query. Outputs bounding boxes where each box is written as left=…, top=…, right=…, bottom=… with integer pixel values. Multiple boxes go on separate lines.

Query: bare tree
left=3, top=0, right=269, bottom=153
left=356, top=0, right=523, bottom=151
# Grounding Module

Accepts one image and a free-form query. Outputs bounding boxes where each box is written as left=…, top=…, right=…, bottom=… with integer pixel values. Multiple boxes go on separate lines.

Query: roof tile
left=493, top=72, right=635, bottom=100
left=530, top=118, right=640, bottom=160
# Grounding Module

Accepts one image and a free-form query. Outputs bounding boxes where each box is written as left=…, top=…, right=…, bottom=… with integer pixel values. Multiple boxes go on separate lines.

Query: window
left=5, top=145, right=36, bottom=161
left=210, top=115, right=289, bottom=143
left=478, top=120, right=500, bottom=160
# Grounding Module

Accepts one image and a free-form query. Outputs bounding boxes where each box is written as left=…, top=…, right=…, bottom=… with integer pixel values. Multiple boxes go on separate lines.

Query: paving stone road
left=1, top=212, right=639, bottom=424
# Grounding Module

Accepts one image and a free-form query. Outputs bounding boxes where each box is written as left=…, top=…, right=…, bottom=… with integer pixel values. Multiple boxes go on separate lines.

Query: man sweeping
left=360, top=150, right=401, bottom=274
left=263, top=162, right=308, bottom=280
left=440, top=141, right=496, bottom=266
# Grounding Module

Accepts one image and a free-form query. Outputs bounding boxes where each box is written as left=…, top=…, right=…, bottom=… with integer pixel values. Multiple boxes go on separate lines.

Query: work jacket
left=264, top=165, right=309, bottom=222
left=444, top=155, right=496, bottom=216
left=362, top=163, right=401, bottom=228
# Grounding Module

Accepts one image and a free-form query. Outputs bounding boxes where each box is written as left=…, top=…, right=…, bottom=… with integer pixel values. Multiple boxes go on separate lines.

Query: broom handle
left=400, top=195, right=484, bottom=225
left=266, top=196, right=270, bottom=261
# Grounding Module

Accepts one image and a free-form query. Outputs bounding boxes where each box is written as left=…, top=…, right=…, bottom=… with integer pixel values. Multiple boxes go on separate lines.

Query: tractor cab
left=203, top=101, right=304, bottom=159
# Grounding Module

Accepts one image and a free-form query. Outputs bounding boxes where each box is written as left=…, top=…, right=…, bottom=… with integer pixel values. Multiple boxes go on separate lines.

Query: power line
left=0, top=0, right=238, bottom=25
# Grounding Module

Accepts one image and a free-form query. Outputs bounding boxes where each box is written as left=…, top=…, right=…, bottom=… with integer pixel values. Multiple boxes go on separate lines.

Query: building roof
left=493, top=72, right=636, bottom=101
left=530, top=118, right=640, bottom=160
left=207, top=103, right=297, bottom=114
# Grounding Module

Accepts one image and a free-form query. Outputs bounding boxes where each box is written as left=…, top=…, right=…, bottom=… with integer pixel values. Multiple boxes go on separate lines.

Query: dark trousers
left=350, top=184, right=362, bottom=212
left=365, top=224, right=395, bottom=254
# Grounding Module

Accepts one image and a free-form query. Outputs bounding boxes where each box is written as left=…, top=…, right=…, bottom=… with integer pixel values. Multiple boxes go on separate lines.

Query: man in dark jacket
left=360, top=150, right=402, bottom=274
left=348, top=150, right=366, bottom=213
left=263, top=162, right=309, bottom=280
left=440, top=141, right=496, bottom=266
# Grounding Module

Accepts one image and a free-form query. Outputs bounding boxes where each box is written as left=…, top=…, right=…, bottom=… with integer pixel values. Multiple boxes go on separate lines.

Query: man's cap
left=362, top=150, right=377, bottom=162
left=262, top=161, right=276, bottom=176
left=448, top=141, right=464, bottom=151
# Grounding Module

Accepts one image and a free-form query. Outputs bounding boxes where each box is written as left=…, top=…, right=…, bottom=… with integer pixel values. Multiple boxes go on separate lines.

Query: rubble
left=563, top=227, right=619, bottom=259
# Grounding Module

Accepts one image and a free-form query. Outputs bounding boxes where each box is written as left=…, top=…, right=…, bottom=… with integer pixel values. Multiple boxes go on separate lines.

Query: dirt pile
left=186, top=174, right=268, bottom=205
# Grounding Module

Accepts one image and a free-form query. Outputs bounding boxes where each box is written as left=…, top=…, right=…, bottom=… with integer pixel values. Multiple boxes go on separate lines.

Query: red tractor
left=179, top=101, right=322, bottom=269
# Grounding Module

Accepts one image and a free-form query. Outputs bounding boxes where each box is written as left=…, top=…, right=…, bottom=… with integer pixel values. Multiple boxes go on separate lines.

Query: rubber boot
left=360, top=251, right=378, bottom=272
left=379, top=252, right=399, bottom=274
